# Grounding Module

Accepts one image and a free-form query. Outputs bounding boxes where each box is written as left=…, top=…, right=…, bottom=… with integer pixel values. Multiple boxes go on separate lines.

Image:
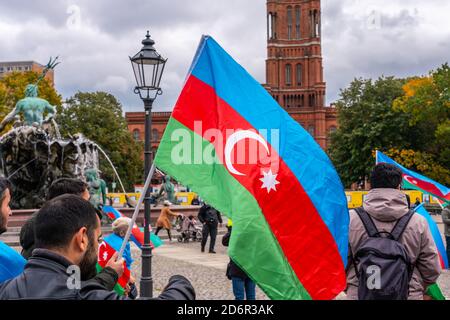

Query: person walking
left=155, top=200, right=179, bottom=242
left=222, top=220, right=256, bottom=300
left=346, top=163, right=441, bottom=300
left=442, top=206, right=450, bottom=264
left=198, top=204, right=222, bottom=253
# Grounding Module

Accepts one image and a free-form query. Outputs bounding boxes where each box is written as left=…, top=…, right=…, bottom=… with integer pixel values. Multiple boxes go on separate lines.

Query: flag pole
left=118, top=163, right=156, bottom=258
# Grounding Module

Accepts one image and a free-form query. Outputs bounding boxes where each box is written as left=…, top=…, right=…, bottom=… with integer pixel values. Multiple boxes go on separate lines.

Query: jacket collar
left=27, top=248, right=75, bottom=271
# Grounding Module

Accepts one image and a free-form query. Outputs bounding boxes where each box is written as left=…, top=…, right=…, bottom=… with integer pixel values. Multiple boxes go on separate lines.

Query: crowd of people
left=0, top=177, right=195, bottom=300
left=0, top=162, right=448, bottom=300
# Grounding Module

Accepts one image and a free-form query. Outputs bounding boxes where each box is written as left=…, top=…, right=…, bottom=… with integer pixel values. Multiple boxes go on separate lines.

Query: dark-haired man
left=345, top=163, right=441, bottom=300
left=20, top=178, right=91, bottom=259
left=0, top=194, right=195, bottom=300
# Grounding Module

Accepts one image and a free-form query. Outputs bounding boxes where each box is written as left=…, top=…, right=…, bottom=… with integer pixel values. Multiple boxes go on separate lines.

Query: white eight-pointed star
left=259, top=169, right=280, bottom=193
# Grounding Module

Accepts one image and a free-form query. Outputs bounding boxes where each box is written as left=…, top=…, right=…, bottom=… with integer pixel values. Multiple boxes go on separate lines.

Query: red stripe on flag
left=98, top=241, right=130, bottom=288
left=171, top=75, right=346, bottom=299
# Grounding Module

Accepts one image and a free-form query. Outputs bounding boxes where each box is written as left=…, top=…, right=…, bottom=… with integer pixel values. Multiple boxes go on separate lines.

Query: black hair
left=35, top=194, right=99, bottom=250
left=47, top=178, right=88, bottom=201
left=370, top=163, right=403, bottom=189
left=0, top=177, right=12, bottom=203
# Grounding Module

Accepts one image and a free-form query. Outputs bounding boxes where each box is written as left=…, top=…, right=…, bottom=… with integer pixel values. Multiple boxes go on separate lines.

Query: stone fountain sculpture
left=0, top=57, right=100, bottom=209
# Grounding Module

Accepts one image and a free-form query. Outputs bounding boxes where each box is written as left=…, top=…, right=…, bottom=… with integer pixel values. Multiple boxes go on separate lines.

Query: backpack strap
left=354, top=207, right=379, bottom=238
left=390, top=210, right=415, bottom=241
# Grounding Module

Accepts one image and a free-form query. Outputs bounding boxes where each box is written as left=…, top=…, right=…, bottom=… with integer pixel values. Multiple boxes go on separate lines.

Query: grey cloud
left=0, top=0, right=448, bottom=111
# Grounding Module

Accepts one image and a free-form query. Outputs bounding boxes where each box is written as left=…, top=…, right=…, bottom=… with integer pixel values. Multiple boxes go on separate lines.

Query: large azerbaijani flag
left=376, top=151, right=450, bottom=203
left=154, top=36, right=349, bottom=300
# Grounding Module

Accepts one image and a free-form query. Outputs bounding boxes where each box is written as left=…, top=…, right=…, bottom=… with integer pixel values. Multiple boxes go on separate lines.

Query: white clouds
left=0, top=0, right=448, bottom=111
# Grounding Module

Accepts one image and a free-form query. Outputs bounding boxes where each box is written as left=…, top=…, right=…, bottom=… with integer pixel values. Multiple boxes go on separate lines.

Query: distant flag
left=414, top=204, right=449, bottom=269
left=376, top=151, right=450, bottom=203
left=0, top=241, right=26, bottom=283
left=102, top=206, right=162, bottom=249
left=154, top=36, right=349, bottom=300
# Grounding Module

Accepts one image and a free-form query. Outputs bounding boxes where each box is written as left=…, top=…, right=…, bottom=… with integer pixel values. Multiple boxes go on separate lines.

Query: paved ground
left=130, top=237, right=450, bottom=300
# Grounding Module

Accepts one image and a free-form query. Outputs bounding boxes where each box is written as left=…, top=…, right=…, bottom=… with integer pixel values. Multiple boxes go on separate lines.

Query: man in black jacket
left=198, top=204, right=222, bottom=253
left=0, top=194, right=195, bottom=300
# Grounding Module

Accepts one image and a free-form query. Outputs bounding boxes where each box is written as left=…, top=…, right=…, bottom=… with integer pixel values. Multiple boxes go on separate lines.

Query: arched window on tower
left=268, top=13, right=274, bottom=40
left=285, top=64, right=292, bottom=86
left=152, top=129, right=159, bottom=141
left=133, top=129, right=140, bottom=141
left=308, top=126, right=315, bottom=137
left=287, top=6, right=293, bottom=40
left=296, top=64, right=302, bottom=86
left=295, top=6, right=301, bottom=39
left=316, top=10, right=320, bottom=37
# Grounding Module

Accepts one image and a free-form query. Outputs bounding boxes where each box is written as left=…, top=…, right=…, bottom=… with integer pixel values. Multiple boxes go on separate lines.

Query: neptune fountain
left=0, top=57, right=102, bottom=209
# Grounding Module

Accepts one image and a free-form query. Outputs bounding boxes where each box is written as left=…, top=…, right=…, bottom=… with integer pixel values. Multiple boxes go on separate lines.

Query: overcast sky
left=0, top=0, right=449, bottom=112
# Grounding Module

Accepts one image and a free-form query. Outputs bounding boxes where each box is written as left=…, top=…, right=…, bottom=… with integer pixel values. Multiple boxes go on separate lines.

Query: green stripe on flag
left=155, top=117, right=311, bottom=300
left=96, top=263, right=125, bottom=296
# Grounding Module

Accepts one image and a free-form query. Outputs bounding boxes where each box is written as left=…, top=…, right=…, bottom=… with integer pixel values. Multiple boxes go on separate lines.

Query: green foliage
left=329, top=76, right=417, bottom=187
left=329, top=63, right=450, bottom=188
left=393, top=63, right=450, bottom=170
left=56, top=92, right=143, bottom=191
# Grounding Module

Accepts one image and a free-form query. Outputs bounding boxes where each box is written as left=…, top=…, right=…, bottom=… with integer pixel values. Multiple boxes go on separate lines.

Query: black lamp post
left=130, top=30, right=167, bottom=298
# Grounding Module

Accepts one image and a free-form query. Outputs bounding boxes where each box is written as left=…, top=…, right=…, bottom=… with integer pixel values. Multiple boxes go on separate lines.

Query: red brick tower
left=264, top=0, right=336, bottom=149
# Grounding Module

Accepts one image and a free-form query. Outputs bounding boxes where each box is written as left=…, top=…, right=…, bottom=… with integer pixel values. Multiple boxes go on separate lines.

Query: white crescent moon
left=224, top=130, right=270, bottom=176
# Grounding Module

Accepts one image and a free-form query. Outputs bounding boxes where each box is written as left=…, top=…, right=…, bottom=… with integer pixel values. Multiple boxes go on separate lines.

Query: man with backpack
left=345, top=163, right=441, bottom=300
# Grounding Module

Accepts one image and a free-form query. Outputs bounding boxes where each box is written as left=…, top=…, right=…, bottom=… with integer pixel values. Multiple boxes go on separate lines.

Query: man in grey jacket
left=345, top=163, right=442, bottom=300
left=442, top=207, right=450, bottom=264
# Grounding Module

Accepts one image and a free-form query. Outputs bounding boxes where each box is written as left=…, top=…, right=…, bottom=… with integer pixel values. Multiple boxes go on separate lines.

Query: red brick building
left=0, top=61, right=55, bottom=86
left=126, top=111, right=171, bottom=159
left=264, top=0, right=337, bottom=149
left=126, top=0, right=336, bottom=151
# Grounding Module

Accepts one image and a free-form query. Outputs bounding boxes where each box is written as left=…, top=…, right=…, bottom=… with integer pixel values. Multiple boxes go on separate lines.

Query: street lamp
left=130, top=30, right=167, bottom=298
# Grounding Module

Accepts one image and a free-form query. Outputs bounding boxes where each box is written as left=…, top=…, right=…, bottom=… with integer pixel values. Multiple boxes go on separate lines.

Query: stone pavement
left=130, top=237, right=450, bottom=300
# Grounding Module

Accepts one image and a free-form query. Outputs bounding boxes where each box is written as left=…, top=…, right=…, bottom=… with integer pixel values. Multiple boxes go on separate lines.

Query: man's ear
left=74, top=227, right=89, bottom=252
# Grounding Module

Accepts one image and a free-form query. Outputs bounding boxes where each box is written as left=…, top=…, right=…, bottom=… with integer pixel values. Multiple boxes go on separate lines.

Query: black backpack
left=352, top=207, right=415, bottom=300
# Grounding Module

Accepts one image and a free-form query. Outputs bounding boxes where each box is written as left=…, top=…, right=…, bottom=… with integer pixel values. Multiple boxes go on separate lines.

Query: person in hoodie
left=345, top=163, right=442, bottom=300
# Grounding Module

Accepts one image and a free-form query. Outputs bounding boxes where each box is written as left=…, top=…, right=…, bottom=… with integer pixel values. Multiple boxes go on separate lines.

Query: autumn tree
left=0, top=71, right=62, bottom=133
left=329, top=77, right=418, bottom=187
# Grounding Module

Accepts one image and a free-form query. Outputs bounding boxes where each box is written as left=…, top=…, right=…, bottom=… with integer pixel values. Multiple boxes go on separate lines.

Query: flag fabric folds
left=0, top=241, right=26, bottom=283
left=414, top=204, right=449, bottom=269
left=376, top=151, right=450, bottom=203
left=97, top=234, right=131, bottom=296
left=154, top=35, right=349, bottom=300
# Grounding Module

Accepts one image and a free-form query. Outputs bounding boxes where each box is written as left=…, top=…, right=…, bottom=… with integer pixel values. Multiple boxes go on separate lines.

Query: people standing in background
left=198, top=204, right=222, bottom=253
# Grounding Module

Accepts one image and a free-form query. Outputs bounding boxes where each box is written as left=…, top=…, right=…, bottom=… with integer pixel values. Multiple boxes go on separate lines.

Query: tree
left=56, top=92, right=143, bottom=191
left=0, top=71, right=62, bottom=133
left=329, top=77, right=418, bottom=187
left=393, top=63, right=450, bottom=171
